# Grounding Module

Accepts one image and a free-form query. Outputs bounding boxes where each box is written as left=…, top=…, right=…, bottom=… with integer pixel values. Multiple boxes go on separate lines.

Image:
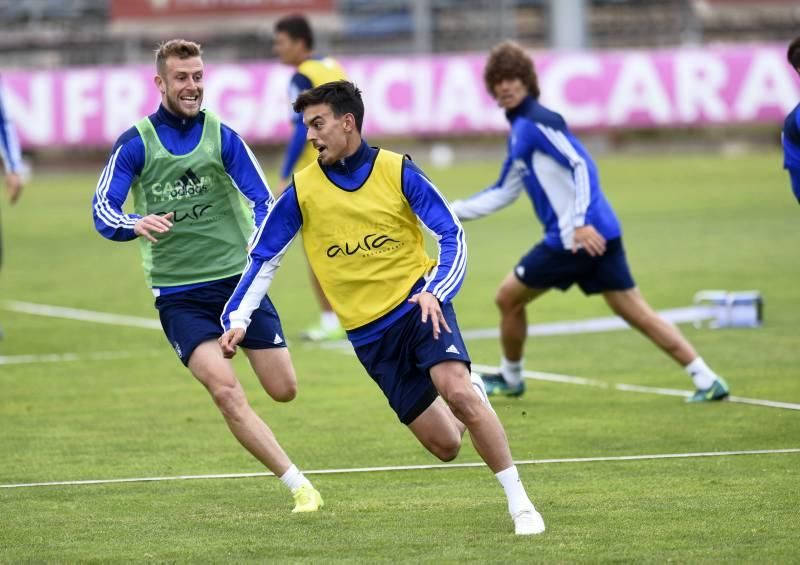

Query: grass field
left=1, top=152, right=798, bottom=562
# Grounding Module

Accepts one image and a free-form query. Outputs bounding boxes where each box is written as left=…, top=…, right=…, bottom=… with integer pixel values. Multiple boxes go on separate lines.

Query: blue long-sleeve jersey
left=279, top=73, right=313, bottom=179
left=452, top=96, right=621, bottom=250
left=782, top=102, right=800, bottom=204
left=223, top=141, right=467, bottom=346
left=92, top=105, right=272, bottom=292
left=0, top=82, right=23, bottom=174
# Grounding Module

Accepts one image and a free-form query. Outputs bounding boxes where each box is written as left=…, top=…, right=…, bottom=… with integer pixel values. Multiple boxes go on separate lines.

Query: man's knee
left=209, top=382, right=248, bottom=421
left=427, top=432, right=461, bottom=462
left=441, top=386, right=482, bottom=425
left=495, top=286, right=525, bottom=314
left=268, top=379, right=297, bottom=403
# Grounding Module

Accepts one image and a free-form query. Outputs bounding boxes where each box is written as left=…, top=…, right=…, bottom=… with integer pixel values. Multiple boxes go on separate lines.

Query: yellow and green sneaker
left=291, top=483, right=324, bottom=513
left=686, top=377, right=730, bottom=403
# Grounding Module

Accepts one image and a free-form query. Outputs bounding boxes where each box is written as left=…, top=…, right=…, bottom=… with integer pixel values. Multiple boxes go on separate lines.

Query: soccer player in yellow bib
left=220, top=81, right=545, bottom=536
left=273, top=14, right=348, bottom=342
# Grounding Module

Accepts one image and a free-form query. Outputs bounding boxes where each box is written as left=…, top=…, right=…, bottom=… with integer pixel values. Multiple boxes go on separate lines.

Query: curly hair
left=788, top=36, right=800, bottom=71
left=483, top=41, right=540, bottom=99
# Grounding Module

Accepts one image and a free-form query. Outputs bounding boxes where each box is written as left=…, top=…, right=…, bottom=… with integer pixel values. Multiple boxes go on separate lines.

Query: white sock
left=320, top=311, right=339, bottom=331
left=500, top=356, right=523, bottom=386
left=495, top=465, right=533, bottom=516
left=685, top=357, right=718, bottom=390
left=279, top=464, right=310, bottom=492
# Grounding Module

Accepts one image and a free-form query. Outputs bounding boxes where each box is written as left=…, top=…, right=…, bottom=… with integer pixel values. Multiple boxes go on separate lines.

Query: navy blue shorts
left=515, top=237, right=635, bottom=295
left=353, top=302, right=471, bottom=425
left=154, top=275, right=286, bottom=366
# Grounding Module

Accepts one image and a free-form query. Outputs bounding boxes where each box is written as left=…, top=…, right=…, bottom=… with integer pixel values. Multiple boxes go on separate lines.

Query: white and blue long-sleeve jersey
left=0, top=82, right=23, bottom=174
left=92, top=105, right=272, bottom=293
left=452, top=96, right=621, bottom=250
left=223, top=141, right=466, bottom=347
left=782, top=102, right=800, bottom=204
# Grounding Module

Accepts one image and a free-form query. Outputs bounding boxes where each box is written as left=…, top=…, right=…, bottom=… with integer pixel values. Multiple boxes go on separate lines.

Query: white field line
left=3, top=301, right=161, bottom=330
left=462, top=306, right=714, bottom=340
left=5, top=300, right=795, bottom=410
left=472, top=363, right=800, bottom=411
left=317, top=306, right=715, bottom=351
left=0, top=350, right=160, bottom=366
left=2, top=448, right=798, bottom=490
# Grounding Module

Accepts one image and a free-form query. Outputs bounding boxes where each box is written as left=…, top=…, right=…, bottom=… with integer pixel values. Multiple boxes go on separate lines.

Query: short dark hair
left=788, top=36, right=800, bottom=70
left=293, top=80, right=365, bottom=133
left=275, top=14, right=314, bottom=50
left=483, top=40, right=540, bottom=99
left=155, top=39, right=202, bottom=75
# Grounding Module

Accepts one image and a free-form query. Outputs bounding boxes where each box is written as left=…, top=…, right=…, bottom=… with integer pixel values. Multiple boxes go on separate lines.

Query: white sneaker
left=512, top=507, right=545, bottom=535
left=470, top=371, right=496, bottom=414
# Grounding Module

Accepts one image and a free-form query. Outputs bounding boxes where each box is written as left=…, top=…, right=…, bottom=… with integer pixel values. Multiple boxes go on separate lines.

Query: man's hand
left=5, top=172, right=23, bottom=205
left=134, top=212, right=174, bottom=243
left=572, top=225, right=606, bottom=257
left=219, top=328, right=246, bottom=359
left=408, top=291, right=451, bottom=340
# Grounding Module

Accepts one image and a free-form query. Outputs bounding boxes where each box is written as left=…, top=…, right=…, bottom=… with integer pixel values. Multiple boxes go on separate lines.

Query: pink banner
left=2, top=43, right=797, bottom=149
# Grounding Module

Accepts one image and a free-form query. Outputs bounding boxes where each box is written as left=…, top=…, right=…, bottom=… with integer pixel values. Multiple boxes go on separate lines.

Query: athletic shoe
left=686, top=377, right=730, bottom=403
left=300, top=323, right=346, bottom=342
left=512, top=507, right=546, bottom=535
left=291, top=483, right=324, bottom=513
left=480, top=373, right=526, bottom=398
left=470, top=372, right=496, bottom=414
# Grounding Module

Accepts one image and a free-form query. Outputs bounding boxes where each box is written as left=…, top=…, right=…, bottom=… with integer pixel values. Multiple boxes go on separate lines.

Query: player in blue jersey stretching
left=451, top=41, right=729, bottom=403
left=219, top=81, right=545, bottom=535
left=783, top=36, right=800, bottom=203
left=0, top=77, right=26, bottom=339
left=273, top=13, right=348, bottom=342
left=91, top=39, right=322, bottom=513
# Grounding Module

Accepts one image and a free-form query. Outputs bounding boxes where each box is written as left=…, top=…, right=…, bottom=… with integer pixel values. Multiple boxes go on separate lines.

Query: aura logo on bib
left=326, top=233, right=401, bottom=258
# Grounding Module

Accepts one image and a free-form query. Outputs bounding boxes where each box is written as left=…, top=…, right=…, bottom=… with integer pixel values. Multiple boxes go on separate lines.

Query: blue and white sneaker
left=480, top=373, right=526, bottom=398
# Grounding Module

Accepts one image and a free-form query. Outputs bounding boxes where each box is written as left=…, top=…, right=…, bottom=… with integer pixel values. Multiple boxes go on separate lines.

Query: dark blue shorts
left=154, top=275, right=286, bottom=366
left=515, top=237, right=635, bottom=295
left=353, top=302, right=471, bottom=425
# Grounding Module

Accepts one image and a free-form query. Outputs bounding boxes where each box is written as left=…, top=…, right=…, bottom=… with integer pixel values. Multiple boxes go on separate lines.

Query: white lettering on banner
left=369, top=61, right=413, bottom=133
left=541, top=55, right=603, bottom=128
left=64, top=71, right=100, bottom=143
left=674, top=51, right=729, bottom=123
left=4, top=74, right=54, bottom=145
left=608, top=54, right=672, bottom=125
left=734, top=49, right=799, bottom=120
left=104, top=71, right=149, bottom=142
left=253, top=66, right=293, bottom=139
left=411, top=62, right=434, bottom=130
left=204, top=66, right=255, bottom=134
left=435, top=60, right=485, bottom=130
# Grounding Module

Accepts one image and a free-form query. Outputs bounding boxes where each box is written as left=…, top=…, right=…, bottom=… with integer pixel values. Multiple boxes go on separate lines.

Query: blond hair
left=155, top=39, right=202, bottom=75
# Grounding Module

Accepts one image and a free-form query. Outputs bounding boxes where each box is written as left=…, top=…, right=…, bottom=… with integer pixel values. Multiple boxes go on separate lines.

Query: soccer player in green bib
left=220, top=81, right=546, bottom=536
left=91, top=39, right=322, bottom=513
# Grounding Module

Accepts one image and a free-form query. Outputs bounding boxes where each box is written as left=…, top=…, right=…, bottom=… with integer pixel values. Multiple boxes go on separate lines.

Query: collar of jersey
left=320, top=141, right=378, bottom=192
left=505, top=95, right=536, bottom=122
left=155, top=104, right=204, bottom=132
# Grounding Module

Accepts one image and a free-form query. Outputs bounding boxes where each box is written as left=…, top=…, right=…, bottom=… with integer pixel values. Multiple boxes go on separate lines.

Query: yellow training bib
left=294, top=149, right=436, bottom=330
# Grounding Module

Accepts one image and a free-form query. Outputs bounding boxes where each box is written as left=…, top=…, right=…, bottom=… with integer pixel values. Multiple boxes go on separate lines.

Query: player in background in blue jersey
left=451, top=41, right=729, bottom=403
left=273, top=14, right=348, bottom=342
left=91, top=39, right=322, bottom=513
left=0, top=77, right=26, bottom=339
left=220, top=81, right=545, bottom=536
left=783, top=36, right=800, bottom=204
left=0, top=80, right=24, bottom=208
